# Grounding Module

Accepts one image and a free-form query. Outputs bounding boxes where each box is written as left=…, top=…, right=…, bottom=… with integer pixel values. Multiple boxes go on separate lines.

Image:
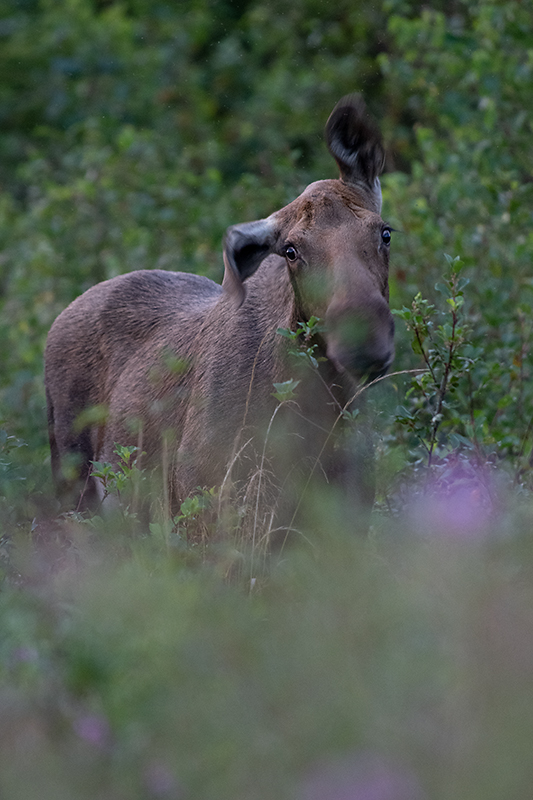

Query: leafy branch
left=393, top=255, right=476, bottom=467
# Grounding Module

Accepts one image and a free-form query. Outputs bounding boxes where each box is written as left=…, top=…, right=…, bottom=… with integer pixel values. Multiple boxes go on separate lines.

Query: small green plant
left=148, top=486, right=218, bottom=551
left=90, top=444, right=145, bottom=516
left=272, top=379, right=300, bottom=403
left=0, top=427, right=28, bottom=535
left=392, top=255, right=476, bottom=467
left=277, top=316, right=325, bottom=370
left=0, top=428, right=26, bottom=488
left=174, top=487, right=217, bottom=537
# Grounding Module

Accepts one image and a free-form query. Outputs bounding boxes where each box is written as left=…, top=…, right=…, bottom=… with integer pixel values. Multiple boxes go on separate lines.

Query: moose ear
left=326, top=94, right=385, bottom=207
left=223, top=218, right=278, bottom=306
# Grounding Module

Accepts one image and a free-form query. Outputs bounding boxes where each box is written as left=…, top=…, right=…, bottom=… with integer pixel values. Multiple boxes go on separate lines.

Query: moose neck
left=243, top=254, right=355, bottom=411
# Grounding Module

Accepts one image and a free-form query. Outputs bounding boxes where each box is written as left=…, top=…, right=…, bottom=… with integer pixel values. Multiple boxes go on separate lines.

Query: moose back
left=45, top=95, right=395, bottom=521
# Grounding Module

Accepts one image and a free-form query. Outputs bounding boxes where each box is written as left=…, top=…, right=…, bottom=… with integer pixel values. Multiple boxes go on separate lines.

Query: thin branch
left=427, top=307, right=457, bottom=467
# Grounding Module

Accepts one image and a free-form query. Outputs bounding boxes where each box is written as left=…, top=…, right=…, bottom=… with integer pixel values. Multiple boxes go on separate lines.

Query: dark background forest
left=1, top=1, right=533, bottom=798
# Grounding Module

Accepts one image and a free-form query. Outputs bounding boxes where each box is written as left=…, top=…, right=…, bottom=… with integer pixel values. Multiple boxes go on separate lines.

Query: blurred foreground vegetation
left=1, top=0, right=533, bottom=797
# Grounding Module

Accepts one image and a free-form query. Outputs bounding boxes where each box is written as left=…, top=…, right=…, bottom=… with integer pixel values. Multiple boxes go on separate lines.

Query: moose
left=45, top=95, right=395, bottom=528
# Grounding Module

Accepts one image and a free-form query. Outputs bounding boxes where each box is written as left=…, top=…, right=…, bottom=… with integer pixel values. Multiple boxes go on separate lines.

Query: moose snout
left=326, top=295, right=395, bottom=381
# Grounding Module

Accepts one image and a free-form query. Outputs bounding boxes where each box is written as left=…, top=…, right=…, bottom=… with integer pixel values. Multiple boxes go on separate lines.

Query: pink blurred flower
left=408, top=462, right=495, bottom=540
left=299, top=752, right=425, bottom=800
left=144, top=761, right=184, bottom=798
left=73, top=713, right=110, bottom=747
left=12, top=646, right=39, bottom=663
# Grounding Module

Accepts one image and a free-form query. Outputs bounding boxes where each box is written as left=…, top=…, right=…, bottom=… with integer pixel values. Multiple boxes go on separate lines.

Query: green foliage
left=392, top=255, right=476, bottom=466
left=91, top=444, right=144, bottom=509
left=175, top=487, right=216, bottom=523
left=277, top=315, right=326, bottom=371
left=173, top=486, right=218, bottom=543
left=0, top=427, right=28, bottom=529
left=0, top=428, right=26, bottom=485
left=2, top=509, right=533, bottom=798
left=379, top=0, right=533, bottom=473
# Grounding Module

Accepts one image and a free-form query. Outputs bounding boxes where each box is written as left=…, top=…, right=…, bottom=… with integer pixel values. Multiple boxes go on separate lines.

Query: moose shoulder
left=45, top=95, right=395, bottom=522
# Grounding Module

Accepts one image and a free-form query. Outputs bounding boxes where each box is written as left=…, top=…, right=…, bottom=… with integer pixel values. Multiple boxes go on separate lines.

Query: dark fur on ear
left=222, top=218, right=277, bottom=306
left=326, top=94, right=385, bottom=186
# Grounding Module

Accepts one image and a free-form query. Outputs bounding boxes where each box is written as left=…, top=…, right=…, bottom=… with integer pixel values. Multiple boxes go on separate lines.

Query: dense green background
left=1, top=1, right=533, bottom=797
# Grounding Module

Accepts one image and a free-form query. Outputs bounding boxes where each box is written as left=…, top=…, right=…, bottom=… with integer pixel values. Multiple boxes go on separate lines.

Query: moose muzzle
left=325, top=293, right=395, bottom=382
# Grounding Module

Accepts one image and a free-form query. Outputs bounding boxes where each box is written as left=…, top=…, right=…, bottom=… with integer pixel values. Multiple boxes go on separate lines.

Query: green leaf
left=276, top=327, right=295, bottom=340
left=272, top=379, right=300, bottom=402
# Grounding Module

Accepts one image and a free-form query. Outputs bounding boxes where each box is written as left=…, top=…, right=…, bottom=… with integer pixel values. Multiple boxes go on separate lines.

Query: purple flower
left=12, top=646, right=39, bottom=664
left=407, top=461, right=495, bottom=541
left=299, top=752, right=425, bottom=800
left=144, top=761, right=183, bottom=798
left=73, top=713, right=110, bottom=747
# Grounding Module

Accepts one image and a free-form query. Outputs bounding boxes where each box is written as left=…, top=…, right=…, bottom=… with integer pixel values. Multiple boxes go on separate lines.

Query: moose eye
left=381, top=228, right=392, bottom=246
left=284, top=245, right=298, bottom=262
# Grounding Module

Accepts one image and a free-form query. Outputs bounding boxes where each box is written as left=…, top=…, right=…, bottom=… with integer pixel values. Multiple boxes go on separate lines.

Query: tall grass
left=0, top=463, right=533, bottom=799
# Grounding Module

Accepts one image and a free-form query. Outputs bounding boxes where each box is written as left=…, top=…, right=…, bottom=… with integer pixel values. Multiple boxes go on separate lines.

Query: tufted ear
left=326, top=94, right=385, bottom=209
left=223, top=217, right=278, bottom=306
